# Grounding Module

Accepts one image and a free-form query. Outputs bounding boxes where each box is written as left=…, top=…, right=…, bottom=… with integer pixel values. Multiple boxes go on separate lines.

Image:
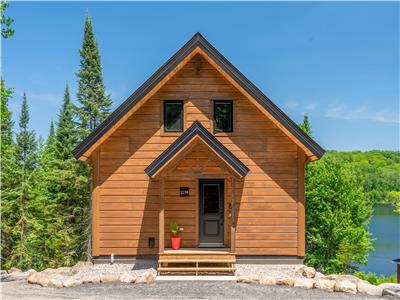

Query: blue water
left=359, top=205, right=400, bottom=276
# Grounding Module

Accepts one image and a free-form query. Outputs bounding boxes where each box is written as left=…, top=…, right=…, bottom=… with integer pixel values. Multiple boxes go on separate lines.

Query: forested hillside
left=327, top=151, right=400, bottom=210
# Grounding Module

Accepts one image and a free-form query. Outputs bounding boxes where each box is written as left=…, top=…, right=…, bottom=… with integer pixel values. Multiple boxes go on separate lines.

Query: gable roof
left=144, top=121, right=249, bottom=178
left=72, top=32, right=325, bottom=161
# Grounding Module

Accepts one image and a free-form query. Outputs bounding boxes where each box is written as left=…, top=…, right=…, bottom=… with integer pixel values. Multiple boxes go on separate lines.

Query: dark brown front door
left=199, top=180, right=224, bottom=247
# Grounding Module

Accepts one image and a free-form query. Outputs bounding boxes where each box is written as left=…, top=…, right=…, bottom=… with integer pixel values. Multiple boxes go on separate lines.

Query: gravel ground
left=236, top=264, right=303, bottom=278
left=0, top=280, right=392, bottom=300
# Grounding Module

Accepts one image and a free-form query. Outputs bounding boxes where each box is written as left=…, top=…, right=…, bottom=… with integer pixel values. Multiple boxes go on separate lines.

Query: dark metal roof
left=144, top=121, right=249, bottom=177
left=72, top=32, right=325, bottom=159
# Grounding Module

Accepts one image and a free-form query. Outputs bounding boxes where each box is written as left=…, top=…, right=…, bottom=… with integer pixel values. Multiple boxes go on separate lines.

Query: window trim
left=163, top=100, right=184, bottom=133
left=213, top=100, right=234, bottom=133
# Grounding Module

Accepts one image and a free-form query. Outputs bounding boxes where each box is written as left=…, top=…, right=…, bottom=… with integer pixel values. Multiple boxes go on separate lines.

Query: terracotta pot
left=171, top=236, right=181, bottom=250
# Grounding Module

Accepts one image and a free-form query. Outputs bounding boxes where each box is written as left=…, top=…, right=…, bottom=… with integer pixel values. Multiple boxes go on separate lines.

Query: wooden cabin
left=72, top=33, right=325, bottom=274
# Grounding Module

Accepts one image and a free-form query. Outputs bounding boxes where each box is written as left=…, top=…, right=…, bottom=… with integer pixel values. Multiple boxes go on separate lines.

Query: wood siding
left=95, top=54, right=302, bottom=256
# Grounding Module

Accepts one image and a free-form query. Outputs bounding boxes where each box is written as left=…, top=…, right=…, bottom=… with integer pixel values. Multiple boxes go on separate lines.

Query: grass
left=354, top=271, right=397, bottom=285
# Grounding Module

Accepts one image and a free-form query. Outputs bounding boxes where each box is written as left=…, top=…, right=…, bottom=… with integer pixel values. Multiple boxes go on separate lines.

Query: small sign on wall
left=180, top=187, right=189, bottom=197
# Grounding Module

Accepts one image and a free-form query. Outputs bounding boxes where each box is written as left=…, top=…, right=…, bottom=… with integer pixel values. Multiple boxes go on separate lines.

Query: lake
left=359, top=204, right=400, bottom=276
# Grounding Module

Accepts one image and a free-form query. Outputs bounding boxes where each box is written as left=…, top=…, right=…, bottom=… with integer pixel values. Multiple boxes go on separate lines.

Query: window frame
left=163, top=100, right=184, bottom=133
left=213, top=100, right=234, bottom=133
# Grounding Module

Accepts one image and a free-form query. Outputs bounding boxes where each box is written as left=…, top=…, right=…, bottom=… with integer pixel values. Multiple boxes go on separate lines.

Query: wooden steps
left=158, top=249, right=236, bottom=275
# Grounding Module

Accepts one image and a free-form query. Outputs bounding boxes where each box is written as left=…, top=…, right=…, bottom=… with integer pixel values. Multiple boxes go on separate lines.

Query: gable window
left=164, top=101, right=183, bottom=132
left=214, top=100, right=233, bottom=132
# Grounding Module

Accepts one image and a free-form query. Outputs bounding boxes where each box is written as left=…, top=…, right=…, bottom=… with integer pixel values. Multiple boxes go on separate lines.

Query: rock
left=259, top=276, right=276, bottom=286
left=357, top=281, right=383, bottom=296
left=70, top=261, right=93, bottom=275
left=334, top=280, right=357, bottom=294
left=237, top=274, right=260, bottom=284
left=325, top=274, right=367, bottom=285
left=119, top=273, right=138, bottom=283
left=294, top=278, right=314, bottom=289
left=276, top=277, right=295, bottom=287
left=63, top=277, right=82, bottom=288
left=135, top=272, right=154, bottom=284
left=27, top=272, right=51, bottom=287
left=1, top=270, right=7, bottom=276
left=314, top=279, right=336, bottom=292
left=314, top=272, right=325, bottom=279
left=382, top=288, right=400, bottom=298
left=8, top=267, right=22, bottom=273
left=48, top=277, right=64, bottom=288
left=81, top=274, right=100, bottom=284
left=6, top=269, right=36, bottom=281
left=295, top=266, right=316, bottom=278
left=99, top=274, right=119, bottom=283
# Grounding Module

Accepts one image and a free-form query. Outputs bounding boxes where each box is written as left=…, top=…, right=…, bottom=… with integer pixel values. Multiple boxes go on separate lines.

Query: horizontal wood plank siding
left=94, top=54, right=301, bottom=256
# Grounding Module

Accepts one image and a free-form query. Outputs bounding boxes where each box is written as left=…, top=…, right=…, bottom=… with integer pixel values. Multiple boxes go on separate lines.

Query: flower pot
left=171, top=236, right=181, bottom=250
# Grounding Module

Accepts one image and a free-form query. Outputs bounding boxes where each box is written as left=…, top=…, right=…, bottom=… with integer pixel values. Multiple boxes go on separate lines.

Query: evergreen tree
left=56, top=84, right=77, bottom=160
left=41, top=121, right=56, bottom=163
left=299, top=114, right=312, bottom=137
left=0, top=1, right=14, bottom=39
left=75, top=14, right=111, bottom=138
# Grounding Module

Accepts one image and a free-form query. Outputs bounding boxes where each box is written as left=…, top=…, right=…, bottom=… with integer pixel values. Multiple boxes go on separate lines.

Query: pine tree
left=5, top=93, right=38, bottom=269
left=56, top=84, right=77, bottom=160
left=75, top=14, right=111, bottom=138
left=299, top=114, right=312, bottom=137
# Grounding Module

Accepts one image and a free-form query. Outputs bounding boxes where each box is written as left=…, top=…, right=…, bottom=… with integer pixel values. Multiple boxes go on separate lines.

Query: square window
left=164, top=101, right=183, bottom=132
left=214, top=101, right=233, bottom=132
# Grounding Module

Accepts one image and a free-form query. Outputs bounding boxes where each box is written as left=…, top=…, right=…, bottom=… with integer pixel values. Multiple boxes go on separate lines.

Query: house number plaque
left=180, top=187, right=189, bottom=197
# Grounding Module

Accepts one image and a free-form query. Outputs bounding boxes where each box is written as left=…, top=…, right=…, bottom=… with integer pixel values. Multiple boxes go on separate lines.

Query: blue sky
left=3, top=1, right=399, bottom=151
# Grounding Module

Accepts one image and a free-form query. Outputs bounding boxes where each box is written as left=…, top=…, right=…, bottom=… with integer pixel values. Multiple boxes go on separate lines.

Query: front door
left=199, top=180, right=224, bottom=247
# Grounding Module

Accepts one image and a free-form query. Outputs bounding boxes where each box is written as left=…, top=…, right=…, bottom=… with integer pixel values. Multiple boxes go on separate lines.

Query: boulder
left=119, top=273, right=138, bottom=283
left=81, top=274, right=100, bottom=284
left=135, top=272, right=154, bottom=284
left=63, top=277, right=82, bottom=288
left=380, top=283, right=400, bottom=299
left=8, top=267, right=22, bottom=273
left=382, top=289, right=400, bottom=298
left=314, top=279, right=336, bottom=292
left=325, top=274, right=367, bottom=285
left=27, top=272, right=51, bottom=287
left=294, top=278, right=314, bottom=289
left=43, top=267, right=72, bottom=276
left=357, top=281, right=383, bottom=296
left=259, top=276, right=276, bottom=286
left=237, top=274, right=259, bottom=284
left=1, top=270, right=7, bottom=276
left=276, top=277, right=295, bottom=287
left=314, top=272, right=325, bottom=279
left=334, top=280, right=357, bottom=294
left=70, top=261, right=93, bottom=275
left=295, top=265, right=316, bottom=278
left=5, top=269, right=36, bottom=281
left=99, top=274, right=119, bottom=283
left=48, top=277, right=64, bottom=288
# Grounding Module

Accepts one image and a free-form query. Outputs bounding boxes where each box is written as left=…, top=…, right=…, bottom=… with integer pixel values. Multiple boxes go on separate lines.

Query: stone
left=70, top=261, right=93, bottom=275
left=357, top=281, right=383, bottom=296
left=43, top=267, right=72, bottom=276
left=119, top=273, right=138, bottom=283
left=8, top=267, right=22, bottom=273
left=294, top=278, right=314, bottom=289
left=334, top=280, right=357, bottom=294
left=325, top=274, right=367, bottom=285
left=259, top=276, right=276, bottom=286
left=382, top=289, right=400, bottom=298
left=295, top=266, right=316, bottom=278
left=380, top=283, right=400, bottom=298
left=135, top=272, right=154, bottom=284
left=314, top=279, right=336, bottom=292
left=5, top=269, right=36, bottom=281
left=63, top=277, right=82, bottom=288
left=81, top=274, right=100, bottom=284
left=314, top=272, right=325, bottom=279
left=276, top=277, right=295, bottom=287
left=27, top=272, right=51, bottom=287
left=48, top=277, right=64, bottom=288
left=237, top=274, right=260, bottom=284
left=99, top=274, right=119, bottom=283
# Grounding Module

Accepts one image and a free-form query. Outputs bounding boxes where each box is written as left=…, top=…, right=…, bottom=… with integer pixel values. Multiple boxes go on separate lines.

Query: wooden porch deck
left=158, top=248, right=236, bottom=275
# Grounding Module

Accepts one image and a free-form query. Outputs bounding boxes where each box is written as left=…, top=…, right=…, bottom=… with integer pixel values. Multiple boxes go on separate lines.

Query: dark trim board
left=144, top=121, right=249, bottom=178
left=72, top=32, right=325, bottom=160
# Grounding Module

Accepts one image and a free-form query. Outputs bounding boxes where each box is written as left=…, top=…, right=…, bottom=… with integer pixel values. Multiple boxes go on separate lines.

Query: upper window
left=214, top=101, right=233, bottom=132
left=164, top=101, right=183, bottom=132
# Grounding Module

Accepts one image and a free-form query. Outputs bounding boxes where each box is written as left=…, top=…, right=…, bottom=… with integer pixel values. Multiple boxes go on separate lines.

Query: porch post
left=159, top=177, right=165, bottom=254
left=231, top=178, right=236, bottom=253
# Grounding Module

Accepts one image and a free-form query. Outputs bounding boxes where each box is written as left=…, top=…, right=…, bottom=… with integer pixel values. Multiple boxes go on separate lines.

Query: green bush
left=354, top=271, right=397, bottom=285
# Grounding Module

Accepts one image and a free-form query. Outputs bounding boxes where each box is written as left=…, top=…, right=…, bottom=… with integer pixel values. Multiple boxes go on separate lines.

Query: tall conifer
left=75, top=14, right=111, bottom=138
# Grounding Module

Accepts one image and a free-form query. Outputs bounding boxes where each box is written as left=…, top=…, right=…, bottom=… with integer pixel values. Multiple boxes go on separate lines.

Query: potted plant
left=170, top=221, right=181, bottom=250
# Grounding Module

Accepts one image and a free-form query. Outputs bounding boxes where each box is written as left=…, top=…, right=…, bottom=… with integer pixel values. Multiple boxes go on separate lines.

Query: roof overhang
left=72, top=33, right=325, bottom=161
left=144, top=121, right=249, bottom=178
